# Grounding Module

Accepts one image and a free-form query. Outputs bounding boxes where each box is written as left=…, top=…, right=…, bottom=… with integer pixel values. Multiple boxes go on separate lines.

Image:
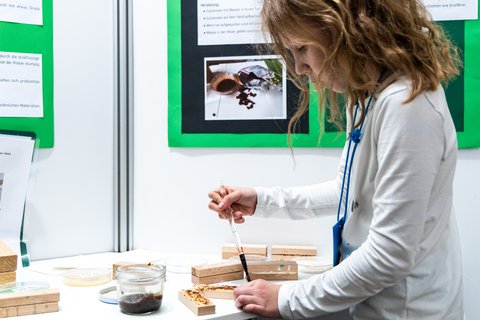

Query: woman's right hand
left=207, top=185, right=257, bottom=224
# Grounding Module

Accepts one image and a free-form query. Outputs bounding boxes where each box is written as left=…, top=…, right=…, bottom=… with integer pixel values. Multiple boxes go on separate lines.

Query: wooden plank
left=271, top=245, right=317, bottom=256
left=178, top=290, right=215, bottom=316
left=0, top=289, right=60, bottom=308
left=249, top=272, right=298, bottom=281
left=0, top=303, right=55, bottom=318
left=0, top=272, right=15, bottom=286
left=191, top=270, right=244, bottom=285
left=191, top=261, right=242, bottom=278
left=0, top=242, right=17, bottom=273
left=271, top=254, right=318, bottom=261
left=247, top=261, right=298, bottom=281
left=221, top=243, right=267, bottom=259
left=248, top=260, right=297, bottom=273
left=0, top=302, right=58, bottom=318
left=193, top=284, right=236, bottom=300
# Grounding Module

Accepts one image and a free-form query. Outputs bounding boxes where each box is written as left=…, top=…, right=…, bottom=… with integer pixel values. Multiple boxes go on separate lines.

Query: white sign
left=0, top=51, right=43, bottom=118
left=0, top=0, right=42, bottom=25
left=198, top=0, right=266, bottom=46
left=423, top=0, right=478, bottom=21
left=0, top=134, right=35, bottom=267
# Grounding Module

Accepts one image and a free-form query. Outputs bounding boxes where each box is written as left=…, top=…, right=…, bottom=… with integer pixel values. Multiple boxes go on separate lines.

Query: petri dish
left=158, top=256, right=207, bottom=274
left=98, top=286, right=118, bottom=304
left=295, top=256, right=332, bottom=274
left=62, top=268, right=112, bottom=286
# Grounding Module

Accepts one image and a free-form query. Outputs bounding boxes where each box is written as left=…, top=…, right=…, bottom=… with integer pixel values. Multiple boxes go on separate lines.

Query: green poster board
left=0, top=0, right=54, bottom=148
left=168, top=0, right=480, bottom=148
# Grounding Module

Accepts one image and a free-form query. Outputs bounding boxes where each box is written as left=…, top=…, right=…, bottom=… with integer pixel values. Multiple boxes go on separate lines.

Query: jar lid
left=116, top=264, right=165, bottom=283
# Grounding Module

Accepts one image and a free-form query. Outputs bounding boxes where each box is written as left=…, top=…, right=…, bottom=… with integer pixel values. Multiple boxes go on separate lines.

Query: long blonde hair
left=260, top=0, right=461, bottom=138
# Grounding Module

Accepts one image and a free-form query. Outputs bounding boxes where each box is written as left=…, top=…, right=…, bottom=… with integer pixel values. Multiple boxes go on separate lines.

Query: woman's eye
left=296, top=45, right=307, bottom=53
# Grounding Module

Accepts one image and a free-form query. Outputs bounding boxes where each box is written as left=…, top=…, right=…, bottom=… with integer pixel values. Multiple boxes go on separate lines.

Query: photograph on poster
left=205, top=55, right=286, bottom=121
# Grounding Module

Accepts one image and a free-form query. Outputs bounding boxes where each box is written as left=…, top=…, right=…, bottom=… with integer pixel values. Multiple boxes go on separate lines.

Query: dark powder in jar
left=119, top=293, right=163, bottom=314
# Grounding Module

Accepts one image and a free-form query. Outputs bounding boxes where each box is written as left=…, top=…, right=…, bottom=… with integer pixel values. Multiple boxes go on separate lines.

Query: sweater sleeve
left=253, top=144, right=349, bottom=219
left=278, top=90, right=446, bottom=319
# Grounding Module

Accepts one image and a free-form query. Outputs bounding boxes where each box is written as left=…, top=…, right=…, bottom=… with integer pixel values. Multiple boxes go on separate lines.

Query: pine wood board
left=0, top=302, right=58, bottom=318
left=0, top=288, right=60, bottom=308
left=271, top=245, right=317, bottom=256
left=178, top=290, right=215, bottom=316
left=0, top=272, right=15, bottom=286
left=192, top=270, right=244, bottom=285
left=0, top=242, right=17, bottom=273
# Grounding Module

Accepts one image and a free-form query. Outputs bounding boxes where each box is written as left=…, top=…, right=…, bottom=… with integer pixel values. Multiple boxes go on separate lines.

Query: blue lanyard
left=336, top=95, right=375, bottom=223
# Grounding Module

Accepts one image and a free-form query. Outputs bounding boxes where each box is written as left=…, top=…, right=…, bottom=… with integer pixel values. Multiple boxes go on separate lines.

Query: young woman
left=208, top=0, right=463, bottom=319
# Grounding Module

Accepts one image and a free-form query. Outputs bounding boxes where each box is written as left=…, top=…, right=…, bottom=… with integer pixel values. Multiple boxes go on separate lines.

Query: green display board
left=168, top=0, right=480, bottom=148
left=0, top=0, right=54, bottom=148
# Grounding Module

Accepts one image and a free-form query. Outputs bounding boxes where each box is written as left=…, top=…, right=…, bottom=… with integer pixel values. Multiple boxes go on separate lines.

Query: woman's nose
left=294, top=58, right=309, bottom=76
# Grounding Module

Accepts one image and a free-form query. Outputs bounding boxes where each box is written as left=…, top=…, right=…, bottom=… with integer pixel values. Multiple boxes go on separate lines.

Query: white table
left=13, top=250, right=350, bottom=320
left=14, top=250, right=256, bottom=320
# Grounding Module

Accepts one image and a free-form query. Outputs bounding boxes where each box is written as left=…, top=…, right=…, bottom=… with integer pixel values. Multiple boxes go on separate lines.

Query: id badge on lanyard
left=333, top=97, right=373, bottom=266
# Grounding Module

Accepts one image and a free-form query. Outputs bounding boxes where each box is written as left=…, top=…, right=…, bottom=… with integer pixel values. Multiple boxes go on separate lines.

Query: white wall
left=133, top=1, right=480, bottom=318
left=23, top=0, right=115, bottom=260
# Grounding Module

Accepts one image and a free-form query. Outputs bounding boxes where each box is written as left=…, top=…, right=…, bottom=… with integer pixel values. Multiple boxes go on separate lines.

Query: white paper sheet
left=197, top=0, right=266, bottom=46
left=0, top=0, right=42, bottom=25
left=0, top=51, right=43, bottom=118
left=423, top=0, right=477, bottom=21
left=0, top=134, right=35, bottom=248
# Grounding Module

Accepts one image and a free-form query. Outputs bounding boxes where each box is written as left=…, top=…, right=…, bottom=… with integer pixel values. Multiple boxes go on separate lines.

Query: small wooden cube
left=178, top=290, right=215, bottom=316
left=222, top=243, right=267, bottom=259
left=0, top=241, right=17, bottom=273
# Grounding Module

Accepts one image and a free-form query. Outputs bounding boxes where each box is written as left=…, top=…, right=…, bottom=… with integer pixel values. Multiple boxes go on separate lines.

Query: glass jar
left=115, top=264, right=166, bottom=314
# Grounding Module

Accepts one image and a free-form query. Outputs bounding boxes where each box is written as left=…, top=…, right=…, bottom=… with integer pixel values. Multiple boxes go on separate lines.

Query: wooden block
left=0, top=241, right=17, bottom=273
left=178, top=290, right=215, bottom=316
left=248, top=260, right=297, bottom=273
left=192, top=270, right=244, bottom=285
left=271, top=245, right=317, bottom=256
left=0, top=288, right=60, bottom=308
left=112, top=261, right=138, bottom=279
left=221, top=243, right=267, bottom=259
left=0, top=272, right=15, bottom=286
left=249, top=272, right=298, bottom=281
left=247, top=261, right=298, bottom=281
left=193, top=284, right=236, bottom=300
left=0, top=302, right=58, bottom=318
left=271, top=254, right=317, bottom=261
left=191, top=260, right=242, bottom=278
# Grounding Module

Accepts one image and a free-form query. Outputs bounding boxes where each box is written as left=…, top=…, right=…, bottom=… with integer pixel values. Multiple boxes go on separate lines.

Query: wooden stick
left=178, top=290, right=215, bottom=316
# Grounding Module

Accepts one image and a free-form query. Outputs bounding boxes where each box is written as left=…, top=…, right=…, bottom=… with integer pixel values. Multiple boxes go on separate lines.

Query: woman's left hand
left=233, top=279, right=282, bottom=318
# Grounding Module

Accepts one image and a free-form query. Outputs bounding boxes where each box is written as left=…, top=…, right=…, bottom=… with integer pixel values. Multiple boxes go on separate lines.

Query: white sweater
left=254, top=77, right=463, bottom=319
